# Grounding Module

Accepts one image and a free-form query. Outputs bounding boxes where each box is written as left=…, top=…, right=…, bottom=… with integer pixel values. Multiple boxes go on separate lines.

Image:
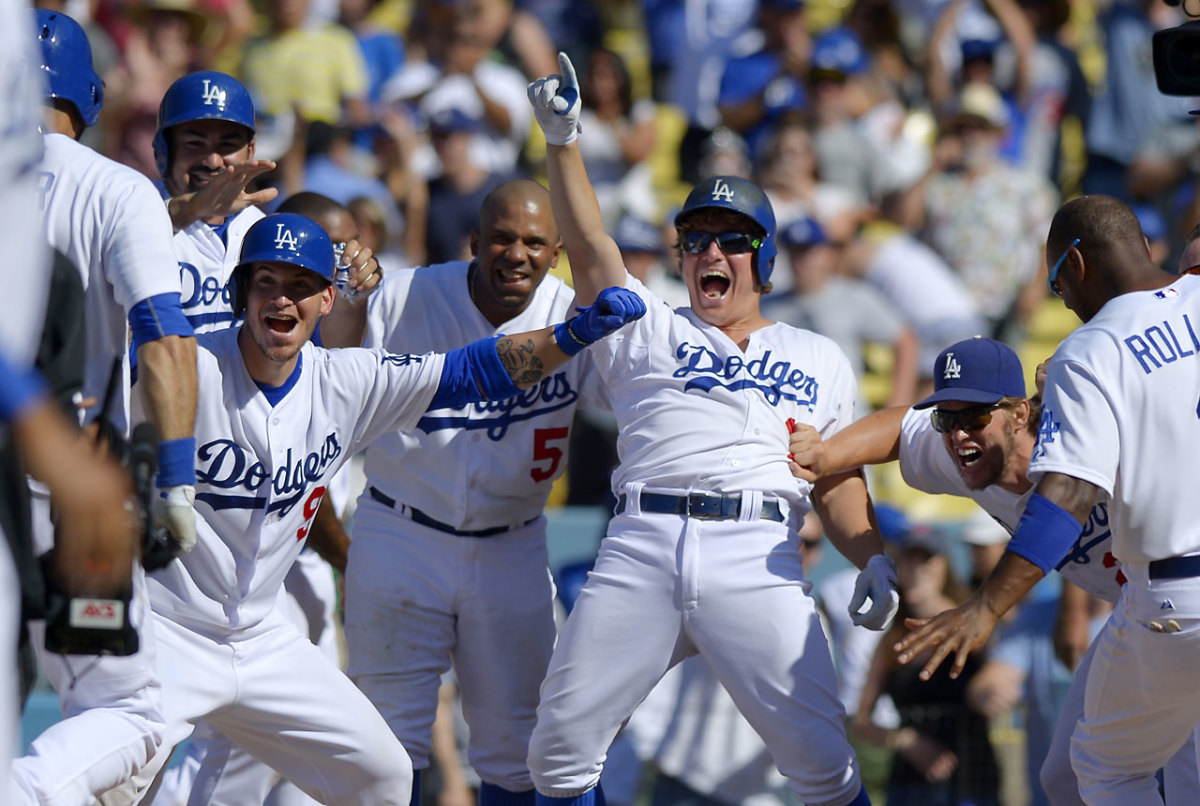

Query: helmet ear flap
left=227, top=265, right=249, bottom=318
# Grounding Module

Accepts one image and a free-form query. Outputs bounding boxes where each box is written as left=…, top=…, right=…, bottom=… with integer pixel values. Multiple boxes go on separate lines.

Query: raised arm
left=528, top=53, right=627, bottom=305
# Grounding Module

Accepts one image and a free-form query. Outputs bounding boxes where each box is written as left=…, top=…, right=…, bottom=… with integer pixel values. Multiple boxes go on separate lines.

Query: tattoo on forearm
left=496, top=337, right=545, bottom=386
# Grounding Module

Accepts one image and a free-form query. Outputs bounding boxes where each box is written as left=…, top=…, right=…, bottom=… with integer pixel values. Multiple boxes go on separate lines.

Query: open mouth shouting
left=264, top=312, right=298, bottom=337
left=699, top=269, right=732, bottom=300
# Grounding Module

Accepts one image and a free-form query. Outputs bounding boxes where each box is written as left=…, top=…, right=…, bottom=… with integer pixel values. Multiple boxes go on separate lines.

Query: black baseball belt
left=368, top=486, right=536, bottom=538
left=616, top=490, right=785, bottom=523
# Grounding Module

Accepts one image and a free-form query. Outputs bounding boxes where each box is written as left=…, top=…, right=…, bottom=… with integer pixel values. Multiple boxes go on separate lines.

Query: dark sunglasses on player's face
left=679, top=230, right=762, bottom=255
left=930, top=402, right=1005, bottom=434
left=1047, top=237, right=1080, bottom=298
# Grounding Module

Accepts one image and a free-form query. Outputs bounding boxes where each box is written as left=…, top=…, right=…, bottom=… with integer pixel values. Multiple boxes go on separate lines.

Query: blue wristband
left=129, top=293, right=194, bottom=349
left=0, top=353, right=46, bottom=424
left=553, top=318, right=590, bottom=357
left=157, top=436, right=196, bottom=487
left=1006, top=493, right=1085, bottom=575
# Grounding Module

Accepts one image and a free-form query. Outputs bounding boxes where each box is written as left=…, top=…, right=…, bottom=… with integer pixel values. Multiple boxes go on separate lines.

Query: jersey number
left=296, top=486, right=328, bottom=541
left=530, top=427, right=569, bottom=482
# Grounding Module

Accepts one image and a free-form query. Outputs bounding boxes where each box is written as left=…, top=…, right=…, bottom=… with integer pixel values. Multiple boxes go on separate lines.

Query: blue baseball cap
left=614, top=216, right=663, bottom=254
left=780, top=216, right=826, bottom=249
left=428, top=107, right=480, bottom=134
left=961, top=38, right=999, bottom=63
left=913, top=337, right=1026, bottom=409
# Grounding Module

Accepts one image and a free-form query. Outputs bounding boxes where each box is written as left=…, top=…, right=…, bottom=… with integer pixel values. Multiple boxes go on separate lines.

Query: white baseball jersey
left=594, top=274, right=857, bottom=513
left=1030, top=273, right=1200, bottom=564
left=145, top=326, right=444, bottom=633
left=898, top=407, right=1122, bottom=601
left=172, top=205, right=263, bottom=334
left=38, top=133, right=182, bottom=434
left=362, top=261, right=596, bottom=529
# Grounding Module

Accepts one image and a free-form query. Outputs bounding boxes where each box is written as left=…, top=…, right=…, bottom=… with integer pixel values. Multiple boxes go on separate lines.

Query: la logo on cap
left=201, top=79, right=227, bottom=110
left=274, top=224, right=299, bottom=252
left=710, top=179, right=735, bottom=202
left=943, top=351, right=962, bottom=379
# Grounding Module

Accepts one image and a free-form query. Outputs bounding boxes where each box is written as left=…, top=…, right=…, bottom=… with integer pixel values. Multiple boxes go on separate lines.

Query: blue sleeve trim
left=428, top=336, right=520, bottom=410
left=1007, top=493, right=1085, bottom=575
left=0, top=351, right=46, bottom=423
left=157, top=436, right=196, bottom=487
left=129, top=293, right=194, bottom=350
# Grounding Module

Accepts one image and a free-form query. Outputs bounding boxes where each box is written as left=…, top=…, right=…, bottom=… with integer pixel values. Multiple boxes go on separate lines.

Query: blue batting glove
left=554, top=287, right=646, bottom=356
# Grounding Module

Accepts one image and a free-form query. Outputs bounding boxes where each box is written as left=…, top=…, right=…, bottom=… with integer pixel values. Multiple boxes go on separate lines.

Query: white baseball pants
left=345, top=497, right=556, bottom=793
left=527, top=509, right=864, bottom=806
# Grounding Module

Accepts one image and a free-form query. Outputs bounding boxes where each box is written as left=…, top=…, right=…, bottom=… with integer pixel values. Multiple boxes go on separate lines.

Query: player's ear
left=469, top=229, right=480, bottom=258
left=246, top=136, right=256, bottom=161
left=1012, top=399, right=1031, bottom=431
left=318, top=284, right=336, bottom=316
left=550, top=238, right=564, bottom=267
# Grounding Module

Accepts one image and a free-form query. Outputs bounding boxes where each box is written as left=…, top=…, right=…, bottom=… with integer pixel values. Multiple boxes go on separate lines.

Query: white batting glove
left=154, top=484, right=197, bottom=555
left=849, top=553, right=900, bottom=631
left=527, top=51, right=581, bottom=146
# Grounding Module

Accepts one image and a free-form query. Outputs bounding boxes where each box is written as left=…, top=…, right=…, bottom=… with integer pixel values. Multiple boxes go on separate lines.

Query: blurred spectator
left=717, top=0, right=810, bottom=159
left=958, top=508, right=1010, bottom=590
left=841, top=215, right=985, bottom=403
left=615, top=215, right=689, bottom=309
left=577, top=46, right=658, bottom=226
left=239, top=0, right=372, bottom=134
left=665, top=0, right=757, bottom=184
left=1083, top=0, right=1194, bottom=200
left=927, top=0, right=1035, bottom=168
left=340, top=0, right=406, bottom=108
left=1131, top=202, right=1170, bottom=268
left=100, top=0, right=207, bottom=178
left=373, top=107, right=429, bottom=264
left=513, top=0, right=603, bottom=70
left=762, top=217, right=919, bottom=409
left=807, top=26, right=890, bottom=206
left=696, top=125, right=752, bottom=181
left=349, top=195, right=411, bottom=270
left=754, top=117, right=863, bottom=245
left=424, top=108, right=514, bottom=265
left=1013, top=0, right=1090, bottom=188
left=382, top=6, right=531, bottom=177
left=894, top=82, right=1057, bottom=344
left=854, top=523, right=1002, bottom=806
left=303, top=121, right=404, bottom=239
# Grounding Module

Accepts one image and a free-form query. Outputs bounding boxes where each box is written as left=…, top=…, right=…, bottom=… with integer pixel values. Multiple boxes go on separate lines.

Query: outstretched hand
left=171, top=160, right=279, bottom=229
left=527, top=51, right=581, bottom=146
left=894, top=596, right=1000, bottom=680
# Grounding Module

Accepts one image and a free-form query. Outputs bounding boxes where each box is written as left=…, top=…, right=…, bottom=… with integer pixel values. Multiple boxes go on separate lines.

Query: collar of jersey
left=254, top=351, right=302, bottom=407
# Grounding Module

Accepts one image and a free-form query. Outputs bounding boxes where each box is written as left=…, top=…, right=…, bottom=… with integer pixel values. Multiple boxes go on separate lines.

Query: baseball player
left=787, top=336, right=1200, bottom=805
left=157, top=70, right=381, bottom=346
left=17, top=10, right=200, bottom=806
left=126, top=211, right=643, bottom=806
left=896, top=196, right=1200, bottom=806
left=526, top=54, right=898, bottom=806
left=147, top=193, right=362, bottom=806
left=342, top=178, right=597, bottom=806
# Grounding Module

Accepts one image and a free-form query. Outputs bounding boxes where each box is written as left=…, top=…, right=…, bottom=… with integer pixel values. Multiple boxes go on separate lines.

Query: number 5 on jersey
left=531, top=427, right=569, bottom=482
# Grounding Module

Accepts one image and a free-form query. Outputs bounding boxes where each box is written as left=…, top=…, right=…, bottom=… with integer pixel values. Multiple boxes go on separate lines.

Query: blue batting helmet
left=34, top=10, right=103, bottom=128
left=229, top=213, right=334, bottom=316
left=675, top=175, right=778, bottom=284
left=153, top=71, right=256, bottom=178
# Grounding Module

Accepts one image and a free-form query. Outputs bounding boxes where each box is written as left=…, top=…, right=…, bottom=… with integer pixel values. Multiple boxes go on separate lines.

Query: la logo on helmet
left=943, top=352, right=962, bottom=379
left=274, top=224, right=299, bottom=252
left=710, top=180, right=735, bottom=203
left=201, top=79, right=227, bottom=109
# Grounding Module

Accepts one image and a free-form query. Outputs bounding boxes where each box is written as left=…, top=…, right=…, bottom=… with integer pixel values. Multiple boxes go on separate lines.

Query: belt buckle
left=687, top=493, right=732, bottom=520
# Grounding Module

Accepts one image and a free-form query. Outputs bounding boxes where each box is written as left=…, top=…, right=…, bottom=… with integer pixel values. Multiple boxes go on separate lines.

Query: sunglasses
left=930, top=402, right=1005, bottom=434
left=1048, top=237, right=1080, bottom=297
left=679, top=230, right=762, bottom=255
